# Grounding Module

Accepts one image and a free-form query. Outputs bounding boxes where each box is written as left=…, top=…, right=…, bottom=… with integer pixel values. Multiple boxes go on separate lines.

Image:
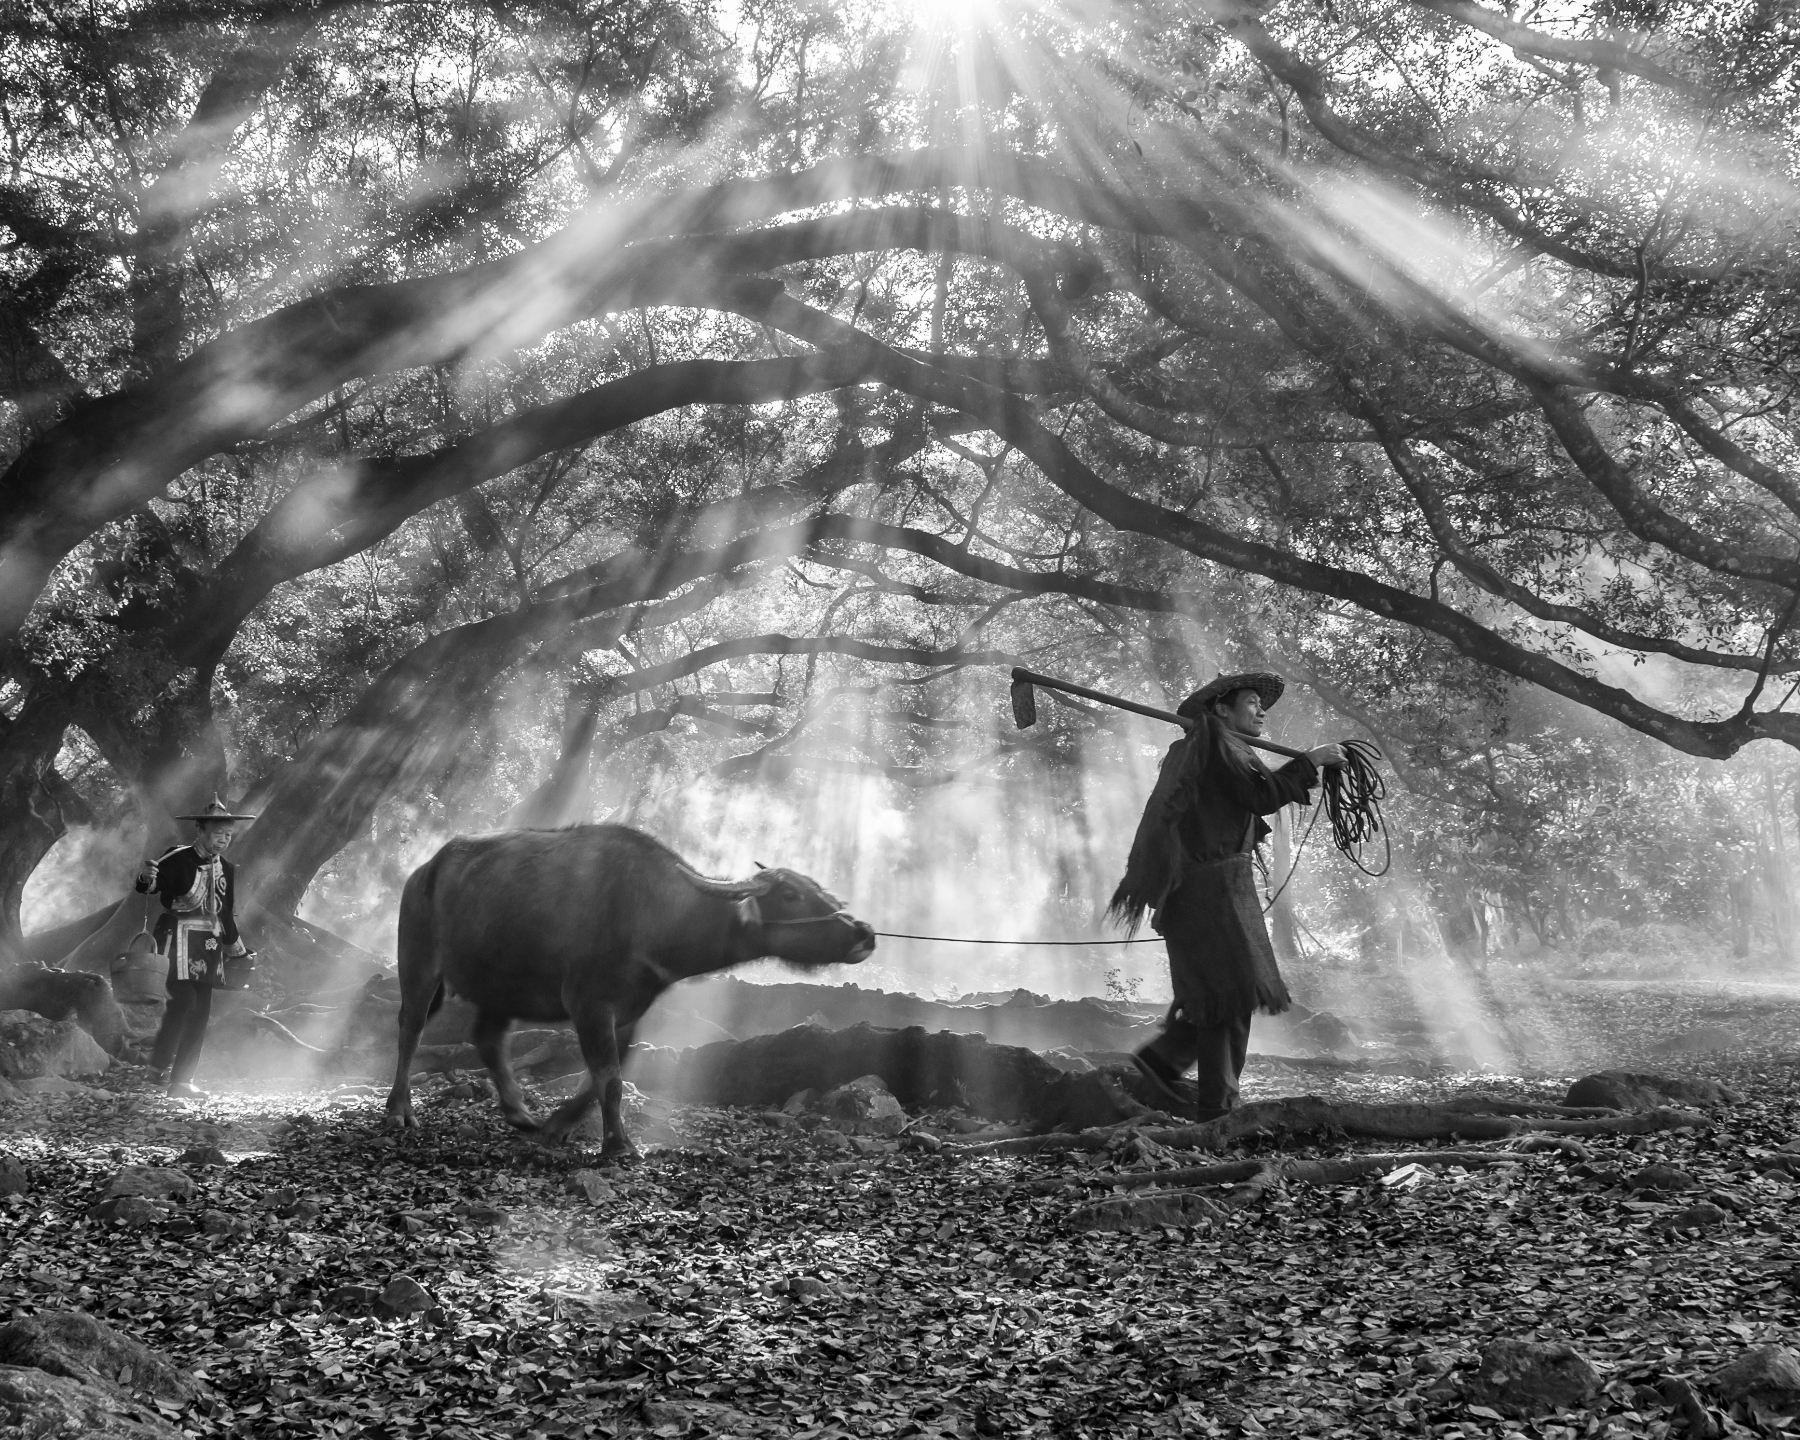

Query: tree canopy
left=2, top=0, right=1798, bottom=963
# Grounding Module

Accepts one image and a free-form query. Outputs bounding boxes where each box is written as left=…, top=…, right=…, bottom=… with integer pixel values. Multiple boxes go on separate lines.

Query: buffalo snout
left=845, top=919, right=877, bottom=963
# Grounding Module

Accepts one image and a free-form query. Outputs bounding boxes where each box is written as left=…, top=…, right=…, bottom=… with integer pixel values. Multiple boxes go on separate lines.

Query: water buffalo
left=383, top=823, right=876, bottom=1156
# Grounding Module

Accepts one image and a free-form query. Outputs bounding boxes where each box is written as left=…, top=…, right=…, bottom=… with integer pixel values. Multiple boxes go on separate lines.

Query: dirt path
left=3, top=988, right=1799, bottom=1438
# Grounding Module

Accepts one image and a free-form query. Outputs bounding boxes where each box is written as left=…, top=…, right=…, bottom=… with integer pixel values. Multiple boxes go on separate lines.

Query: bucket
left=112, top=931, right=165, bottom=1003
left=218, top=952, right=256, bottom=991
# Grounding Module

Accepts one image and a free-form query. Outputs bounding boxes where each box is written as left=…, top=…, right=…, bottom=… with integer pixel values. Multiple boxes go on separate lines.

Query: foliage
left=3, top=0, right=1800, bottom=959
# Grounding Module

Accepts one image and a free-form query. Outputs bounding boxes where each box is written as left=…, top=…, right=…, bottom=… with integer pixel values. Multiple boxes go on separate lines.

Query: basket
left=218, top=952, right=256, bottom=991
left=111, top=944, right=166, bottom=1003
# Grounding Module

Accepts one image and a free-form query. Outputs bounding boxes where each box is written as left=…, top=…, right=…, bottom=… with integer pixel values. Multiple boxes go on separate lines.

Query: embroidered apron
left=161, top=853, right=227, bottom=986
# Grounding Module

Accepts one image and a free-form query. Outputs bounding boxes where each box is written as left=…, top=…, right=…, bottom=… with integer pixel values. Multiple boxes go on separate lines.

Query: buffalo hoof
left=599, top=1139, right=641, bottom=1165
left=384, top=1104, right=415, bottom=1130
left=504, top=1112, right=541, bottom=1132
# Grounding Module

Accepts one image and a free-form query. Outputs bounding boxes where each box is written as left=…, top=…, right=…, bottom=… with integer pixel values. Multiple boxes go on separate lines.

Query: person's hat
left=175, top=795, right=259, bottom=824
left=1177, top=671, right=1285, bottom=719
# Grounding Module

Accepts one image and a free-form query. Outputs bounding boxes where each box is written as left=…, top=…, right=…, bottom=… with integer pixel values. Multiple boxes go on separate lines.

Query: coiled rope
left=872, top=743, right=1389, bottom=945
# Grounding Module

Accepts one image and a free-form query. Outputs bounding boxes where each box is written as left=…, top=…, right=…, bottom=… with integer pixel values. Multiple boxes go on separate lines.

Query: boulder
left=87, top=1197, right=169, bottom=1226
left=1626, top=1164, right=1697, bottom=1193
left=0, top=1011, right=111, bottom=1079
left=376, top=1275, right=434, bottom=1318
left=638, top=1023, right=1152, bottom=1130
left=200, top=1210, right=251, bottom=1236
left=1649, top=1202, right=1730, bottom=1233
left=103, top=1168, right=196, bottom=1202
left=1464, top=1338, right=1601, bottom=1414
left=1562, top=1071, right=1741, bottom=1110
left=567, top=1170, right=616, bottom=1205
left=0, top=1153, right=27, bottom=1194
left=1712, top=1345, right=1800, bottom=1412
left=818, top=1074, right=909, bottom=1135
left=0, top=966, right=127, bottom=1055
left=175, top=1145, right=228, bottom=1168
left=0, top=1365, right=182, bottom=1438
left=0, top=1309, right=196, bottom=1402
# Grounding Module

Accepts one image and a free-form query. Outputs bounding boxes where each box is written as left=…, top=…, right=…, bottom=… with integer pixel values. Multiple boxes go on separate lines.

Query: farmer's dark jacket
left=135, top=846, right=241, bottom=951
left=1175, top=728, right=1319, bottom=862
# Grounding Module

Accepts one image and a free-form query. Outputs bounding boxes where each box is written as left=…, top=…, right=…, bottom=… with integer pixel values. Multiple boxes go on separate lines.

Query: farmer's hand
left=1307, top=743, right=1347, bottom=770
left=134, top=859, right=159, bottom=892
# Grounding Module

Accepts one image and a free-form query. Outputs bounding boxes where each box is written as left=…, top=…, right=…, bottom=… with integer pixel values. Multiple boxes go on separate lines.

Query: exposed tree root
left=958, top=1095, right=1710, bottom=1157
left=1036, top=1148, right=1521, bottom=1196
left=0, top=963, right=127, bottom=1053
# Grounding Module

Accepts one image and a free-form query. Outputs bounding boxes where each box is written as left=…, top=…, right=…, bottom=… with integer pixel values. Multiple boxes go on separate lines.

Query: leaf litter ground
left=3, top=978, right=1800, bottom=1439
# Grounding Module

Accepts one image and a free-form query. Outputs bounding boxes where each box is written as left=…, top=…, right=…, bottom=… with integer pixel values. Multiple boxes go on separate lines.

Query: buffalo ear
left=733, top=894, right=762, bottom=930
left=754, top=860, right=768, bottom=870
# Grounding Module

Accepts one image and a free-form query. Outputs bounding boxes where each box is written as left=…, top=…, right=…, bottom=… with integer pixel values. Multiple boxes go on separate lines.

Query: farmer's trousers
left=151, top=979, right=213, bottom=1085
left=1140, top=1005, right=1252, bottom=1113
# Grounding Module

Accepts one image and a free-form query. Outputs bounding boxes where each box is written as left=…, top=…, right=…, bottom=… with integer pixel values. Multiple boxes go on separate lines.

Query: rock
left=325, top=1284, right=381, bottom=1314
left=453, top=1201, right=508, bottom=1227
left=0, top=1010, right=111, bottom=1078
left=263, top=1188, right=320, bottom=1222
left=780, top=1088, right=816, bottom=1115
left=103, top=1167, right=195, bottom=1202
left=0, top=966, right=129, bottom=1056
left=1290, top=1009, right=1359, bottom=1053
left=376, top=1275, right=434, bottom=1318
left=0, top=1071, right=19, bottom=1104
left=86, top=1196, right=170, bottom=1226
left=818, top=1074, right=909, bottom=1135
left=1713, top=1346, right=1800, bottom=1412
left=0, top=1365, right=183, bottom=1438
left=0, top=1153, right=26, bottom=1194
left=1563, top=1071, right=1741, bottom=1110
left=1650, top=1201, right=1729, bottom=1233
left=1626, top=1164, right=1697, bottom=1192
left=1464, top=1338, right=1601, bottom=1414
left=1040, top=1047, right=1096, bottom=1074
left=1779, top=1138, right=1800, bottom=1154
left=1650, top=1026, right=1739, bottom=1055
left=901, top=1130, right=942, bottom=1153
left=567, top=1170, right=616, bottom=1205
left=0, top=1309, right=197, bottom=1402
left=200, top=1210, right=251, bottom=1236
left=176, top=1145, right=228, bottom=1168
left=1074, top=1190, right=1225, bottom=1232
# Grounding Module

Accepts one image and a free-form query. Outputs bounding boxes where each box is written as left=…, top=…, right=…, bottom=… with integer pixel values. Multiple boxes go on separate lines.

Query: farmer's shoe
left=167, top=1081, right=208, bottom=1100
left=1131, top=1050, right=1199, bottom=1121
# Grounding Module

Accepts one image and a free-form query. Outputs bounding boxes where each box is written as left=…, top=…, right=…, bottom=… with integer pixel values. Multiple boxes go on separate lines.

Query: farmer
left=136, top=796, right=257, bottom=1100
left=1109, top=673, right=1343, bottom=1121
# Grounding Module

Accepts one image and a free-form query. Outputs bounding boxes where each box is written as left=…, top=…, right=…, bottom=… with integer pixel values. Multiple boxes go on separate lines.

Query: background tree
left=3, top=0, right=1798, bottom=985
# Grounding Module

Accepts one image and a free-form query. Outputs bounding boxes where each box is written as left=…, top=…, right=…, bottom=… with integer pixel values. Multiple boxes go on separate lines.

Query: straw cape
left=1109, top=672, right=1289, bottom=936
left=175, top=796, right=259, bottom=824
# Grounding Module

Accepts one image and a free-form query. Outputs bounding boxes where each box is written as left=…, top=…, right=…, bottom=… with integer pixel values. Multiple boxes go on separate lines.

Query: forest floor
left=3, top=978, right=1800, bottom=1439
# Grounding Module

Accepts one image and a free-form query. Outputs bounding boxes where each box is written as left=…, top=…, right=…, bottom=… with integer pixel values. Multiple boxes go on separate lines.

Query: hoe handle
left=1011, top=668, right=1310, bottom=761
